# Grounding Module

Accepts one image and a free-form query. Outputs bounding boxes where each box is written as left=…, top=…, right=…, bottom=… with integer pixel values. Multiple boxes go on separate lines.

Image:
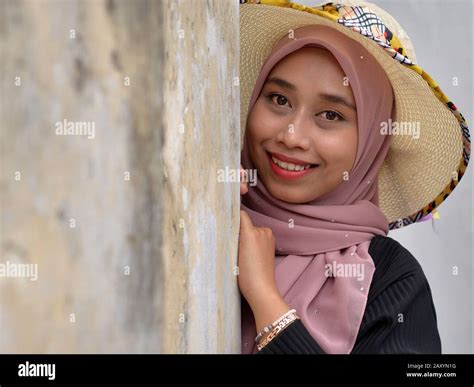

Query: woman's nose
left=276, top=111, right=312, bottom=150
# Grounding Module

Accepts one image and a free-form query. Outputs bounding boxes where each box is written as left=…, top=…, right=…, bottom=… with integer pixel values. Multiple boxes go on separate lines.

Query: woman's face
left=246, top=47, right=358, bottom=203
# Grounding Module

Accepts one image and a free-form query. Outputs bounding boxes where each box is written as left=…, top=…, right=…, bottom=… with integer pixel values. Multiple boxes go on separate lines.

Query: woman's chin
left=265, top=182, right=313, bottom=204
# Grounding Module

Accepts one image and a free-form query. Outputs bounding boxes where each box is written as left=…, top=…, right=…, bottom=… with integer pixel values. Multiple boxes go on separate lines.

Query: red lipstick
left=267, top=152, right=319, bottom=181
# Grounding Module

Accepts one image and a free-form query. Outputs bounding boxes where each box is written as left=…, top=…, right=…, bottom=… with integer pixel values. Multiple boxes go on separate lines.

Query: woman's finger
left=240, top=166, right=248, bottom=195
left=240, top=209, right=254, bottom=230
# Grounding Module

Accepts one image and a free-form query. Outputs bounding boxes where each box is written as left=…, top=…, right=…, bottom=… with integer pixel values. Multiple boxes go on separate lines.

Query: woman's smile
left=266, top=151, right=320, bottom=181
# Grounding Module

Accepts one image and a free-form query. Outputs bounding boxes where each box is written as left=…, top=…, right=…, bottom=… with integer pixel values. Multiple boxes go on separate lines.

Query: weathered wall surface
left=0, top=0, right=240, bottom=353
left=160, top=0, right=241, bottom=354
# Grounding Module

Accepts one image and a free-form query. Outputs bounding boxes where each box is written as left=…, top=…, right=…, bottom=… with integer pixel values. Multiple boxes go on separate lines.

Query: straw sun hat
left=240, top=0, right=471, bottom=230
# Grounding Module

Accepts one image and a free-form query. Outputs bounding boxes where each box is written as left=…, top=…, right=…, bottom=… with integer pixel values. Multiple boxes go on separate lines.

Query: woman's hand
left=238, top=210, right=291, bottom=334
left=238, top=210, right=280, bottom=310
left=238, top=165, right=291, bottom=332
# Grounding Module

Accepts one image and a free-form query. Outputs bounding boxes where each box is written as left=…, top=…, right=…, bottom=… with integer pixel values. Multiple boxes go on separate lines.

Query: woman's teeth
left=271, top=155, right=312, bottom=171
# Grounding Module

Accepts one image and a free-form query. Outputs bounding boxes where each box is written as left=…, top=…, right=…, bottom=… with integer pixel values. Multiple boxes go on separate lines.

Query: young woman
left=237, top=0, right=470, bottom=354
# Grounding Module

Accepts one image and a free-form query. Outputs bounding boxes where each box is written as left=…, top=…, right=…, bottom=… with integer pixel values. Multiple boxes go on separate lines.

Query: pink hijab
left=240, top=24, right=394, bottom=354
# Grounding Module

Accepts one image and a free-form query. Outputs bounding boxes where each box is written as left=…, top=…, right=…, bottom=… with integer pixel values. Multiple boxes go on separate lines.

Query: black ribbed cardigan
left=257, top=235, right=442, bottom=354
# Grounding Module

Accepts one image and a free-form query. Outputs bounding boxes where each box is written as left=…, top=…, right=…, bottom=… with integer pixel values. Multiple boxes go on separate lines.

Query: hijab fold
left=240, top=24, right=394, bottom=354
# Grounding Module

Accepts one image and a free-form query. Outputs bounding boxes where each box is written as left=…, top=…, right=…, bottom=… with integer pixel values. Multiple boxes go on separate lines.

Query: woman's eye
left=269, top=93, right=290, bottom=107
left=319, top=110, right=343, bottom=121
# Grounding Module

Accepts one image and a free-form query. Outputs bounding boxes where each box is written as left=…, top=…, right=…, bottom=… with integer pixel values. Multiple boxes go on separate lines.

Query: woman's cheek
left=257, top=111, right=281, bottom=137
left=248, top=107, right=274, bottom=140
left=327, top=132, right=357, bottom=168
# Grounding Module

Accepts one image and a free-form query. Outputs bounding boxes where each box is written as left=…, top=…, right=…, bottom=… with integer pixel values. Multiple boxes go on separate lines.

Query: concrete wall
left=0, top=0, right=240, bottom=354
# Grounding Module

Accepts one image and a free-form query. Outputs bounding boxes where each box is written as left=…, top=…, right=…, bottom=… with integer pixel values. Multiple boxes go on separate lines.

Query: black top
left=257, top=235, right=442, bottom=354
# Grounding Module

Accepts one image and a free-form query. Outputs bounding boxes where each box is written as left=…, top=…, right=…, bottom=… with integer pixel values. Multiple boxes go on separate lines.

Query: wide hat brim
left=240, top=0, right=471, bottom=229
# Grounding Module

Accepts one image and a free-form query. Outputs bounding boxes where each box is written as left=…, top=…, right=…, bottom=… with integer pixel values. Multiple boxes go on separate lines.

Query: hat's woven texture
left=240, top=0, right=470, bottom=229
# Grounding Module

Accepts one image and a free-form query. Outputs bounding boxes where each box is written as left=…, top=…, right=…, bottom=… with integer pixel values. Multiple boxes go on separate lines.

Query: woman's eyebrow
left=265, top=77, right=356, bottom=111
left=319, top=93, right=356, bottom=111
left=265, top=77, right=296, bottom=91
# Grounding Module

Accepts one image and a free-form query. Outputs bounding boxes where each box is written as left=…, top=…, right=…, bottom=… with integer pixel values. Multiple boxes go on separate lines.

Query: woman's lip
left=269, top=151, right=314, bottom=166
left=267, top=152, right=318, bottom=180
